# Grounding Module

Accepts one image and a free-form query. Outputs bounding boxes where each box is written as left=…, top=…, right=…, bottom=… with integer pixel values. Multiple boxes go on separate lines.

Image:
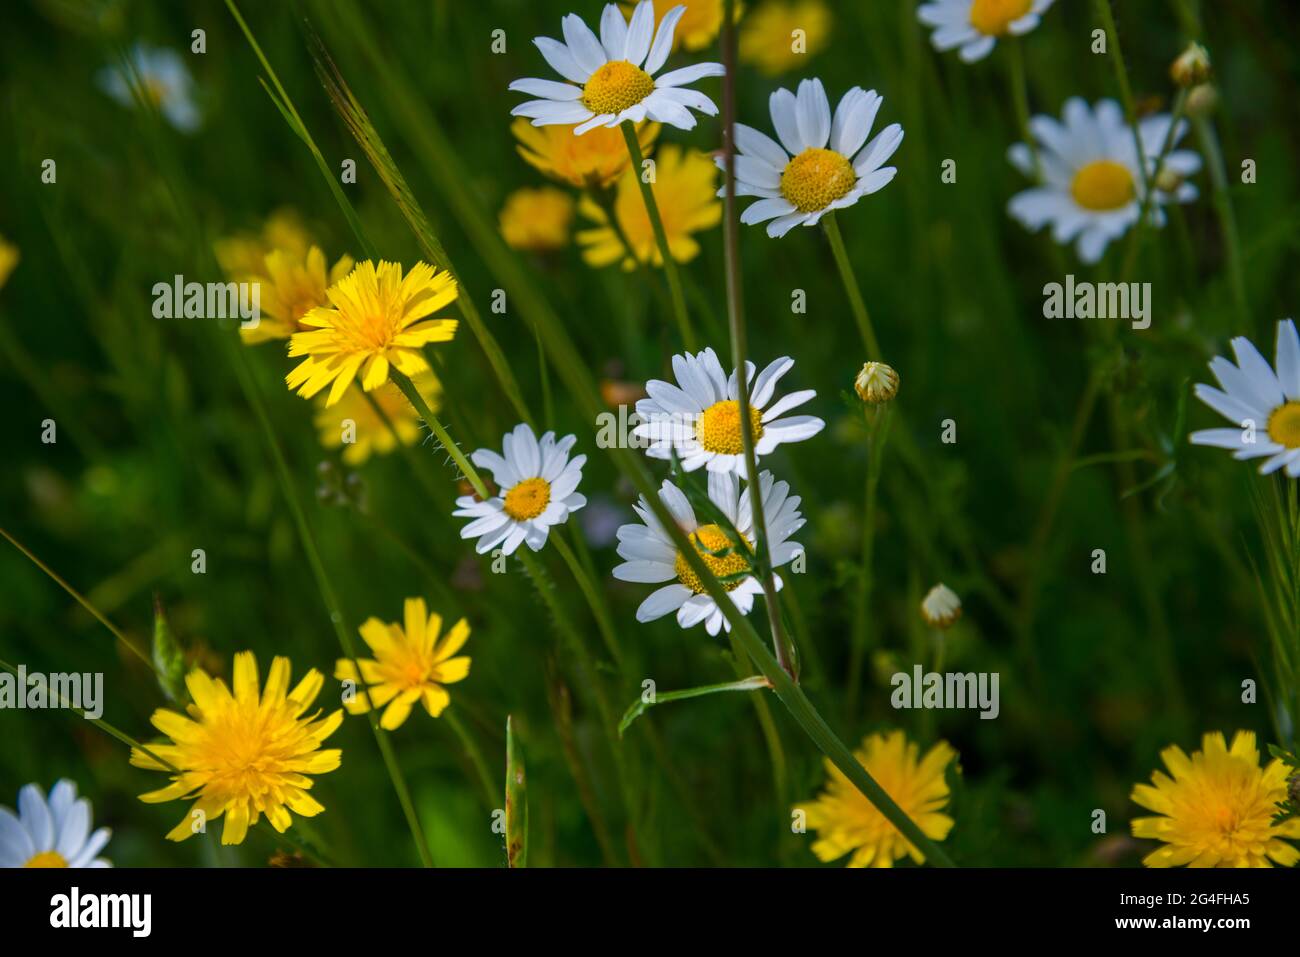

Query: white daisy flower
left=0, top=779, right=112, bottom=868
left=613, top=470, right=805, bottom=636
left=917, top=0, right=1057, bottom=63
left=920, top=583, right=962, bottom=629
left=97, top=43, right=200, bottom=133
left=509, top=1, right=725, bottom=134
left=1189, top=319, right=1300, bottom=477
left=453, top=424, right=587, bottom=555
left=633, top=347, right=825, bottom=473
left=1007, top=97, right=1201, bottom=264
left=718, top=78, right=903, bottom=238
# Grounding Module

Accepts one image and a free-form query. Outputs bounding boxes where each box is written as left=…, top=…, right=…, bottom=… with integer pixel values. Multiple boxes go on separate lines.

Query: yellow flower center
left=1268, top=402, right=1300, bottom=449
left=696, top=400, right=764, bottom=455
left=969, top=0, right=1034, bottom=36
left=503, top=477, right=552, bottom=521
left=582, top=61, right=656, bottom=115
left=1070, top=160, right=1136, bottom=211
left=780, top=148, right=857, bottom=214
left=674, top=524, right=751, bottom=594
left=24, top=850, right=69, bottom=867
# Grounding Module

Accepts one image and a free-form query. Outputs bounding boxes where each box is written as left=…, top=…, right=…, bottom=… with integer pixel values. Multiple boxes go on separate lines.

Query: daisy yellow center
left=780, top=148, right=857, bottom=214
left=503, top=477, right=551, bottom=521
left=696, top=400, right=764, bottom=455
left=1070, top=160, right=1136, bottom=211
left=1268, top=402, right=1300, bottom=449
left=674, top=524, right=751, bottom=594
left=969, top=0, right=1034, bottom=36
left=582, top=61, right=656, bottom=115
left=24, top=850, right=69, bottom=867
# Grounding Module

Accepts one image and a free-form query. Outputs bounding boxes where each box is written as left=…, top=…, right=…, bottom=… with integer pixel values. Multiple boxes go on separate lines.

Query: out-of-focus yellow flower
left=314, top=370, right=441, bottom=465
left=216, top=211, right=353, bottom=344
left=740, top=0, right=832, bottom=75
left=797, top=730, right=956, bottom=867
left=1131, top=730, right=1300, bottom=868
left=499, top=187, right=576, bottom=253
left=214, top=209, right=313, bottom=278
left=577, top=146, right=720, bottom=269
left=286, top=260, right=458, bottom=406
left=621, top=0, right=739, bottom=51
left=0, top=236, right=18, bottom=289
left=335, top=597, right=471, bottom=730
left=511, top=118, right=659, bottom=190
left=129, top=651, right=342, bottom=846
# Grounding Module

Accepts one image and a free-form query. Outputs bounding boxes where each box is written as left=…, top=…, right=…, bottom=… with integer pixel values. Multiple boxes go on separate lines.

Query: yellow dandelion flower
left=511, top=118, right=659, bottom=189
left=740, top=0, right=831, bottom=76
left=798, top=730, right=956, bottom=867
left=314, top=369, right=442, bottom=465
left=286, top=260, right=459, bottom=407
left=335, top=597, right=471, bottom=730
left=0, top=236, right=18, bottom=290
left=577, top=145, right=721, bottom=269
left=129, top=651, right=342, bottom=846
left=1131, top=730, right=1300, bottom=868
left=621, top=0, right=739, bottom=51
left=214, top=209, right=313, bottom=278
left=216, top=211, right=353, bottom=343
left=500, top=187, right=576, bottom=253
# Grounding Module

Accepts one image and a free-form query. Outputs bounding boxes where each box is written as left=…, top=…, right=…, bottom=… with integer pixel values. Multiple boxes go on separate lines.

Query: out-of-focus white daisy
left=633, top=347, right=824, bottom=473
left=1007, top=97, right=1201, bottom=264
left=0, top=780, right=111, bottom=868
left=1190, top=320, right=1300, bottom=477
left=718, top=78, right=902, bottom=238
left=453, top=424, right=587, bottom=555
left=97, top=43, right=200, bottom=133
left=920, top=583, right=962, bottom=629
left=917, top=0, right=1056, bottom=63
left=510, top=1, right=725, bottom=134
left=613, top=470, right=805, bottom=636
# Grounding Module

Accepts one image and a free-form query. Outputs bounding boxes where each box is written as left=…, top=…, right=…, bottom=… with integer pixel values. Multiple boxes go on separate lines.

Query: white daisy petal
left=795, top=78, right=831, bottom=150
left=623, top=0, right=657, bottom=66
left=655, top=62, right=726, bottom=88
left=637, top=584, right=692, bottom=622
left=562, top=13, right=608, bottom=75
left=768, top=88, right=805, bottom=155
left=645, top=2, right=686, bottom=75
left=1276, top=320, right=1300, bottom=401
left=533, top=37, right=589, bottom=84
left=599, top=3, right=629, bottom=60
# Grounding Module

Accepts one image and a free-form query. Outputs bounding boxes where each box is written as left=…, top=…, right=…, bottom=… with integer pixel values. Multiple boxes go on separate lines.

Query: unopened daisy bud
left=1170, top=43, right=1211, bottom=88
left=1186, top=83, right=1218, bottom=119
left=855, top=361, right=900, bottom=404
left=920, top=583, right=961, bottom=629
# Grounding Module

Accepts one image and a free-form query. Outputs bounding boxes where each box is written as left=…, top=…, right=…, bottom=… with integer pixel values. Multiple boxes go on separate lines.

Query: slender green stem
left=823, top=213, right=883, bottom=358
left=1094, top=0, right=1154, bottom=200
left=446, top=709, right=498, bottom=811
left=1194, top=113, right=1250, bottom=332
left=720, top=6, right=797, bottom=679
left=0, top=526, right=156, bottom=675
left=1005, top=38, right=1042, bottom=183
left=1121, top=88, right=1189, bottom=283
left=390, top=368, right=483, bottom=495
left=846, top=405, right=890, bottom=719
left=551, top=531, right=627, bottom=672
left=620, top=121, right=697, bottom=350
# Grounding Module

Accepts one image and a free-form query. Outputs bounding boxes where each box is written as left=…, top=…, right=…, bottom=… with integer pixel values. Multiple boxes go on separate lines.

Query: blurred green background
left=2, top=0, right=1299, bottom=866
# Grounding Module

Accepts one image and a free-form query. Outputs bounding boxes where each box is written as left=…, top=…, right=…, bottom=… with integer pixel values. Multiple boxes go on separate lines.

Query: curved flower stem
left=619, top=120, right=697, bottom=350
left=823, top=212, right=883, bottom=359
left=0, top=526, right=156, bottom=675
left=1094, top=0, right=1153, bottom=199
left=1121, top=87, right=1189, bottom=282
left=721, top=7, right=798, bottom=680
